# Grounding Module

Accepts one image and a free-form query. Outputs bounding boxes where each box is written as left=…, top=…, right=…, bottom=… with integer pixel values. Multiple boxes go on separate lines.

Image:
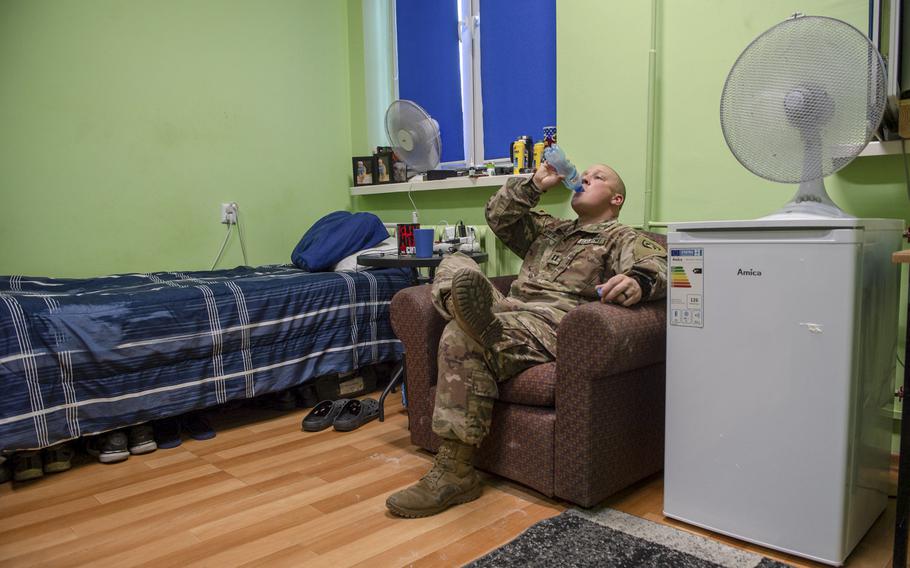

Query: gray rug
left=465, top=508, right=791, bottom=568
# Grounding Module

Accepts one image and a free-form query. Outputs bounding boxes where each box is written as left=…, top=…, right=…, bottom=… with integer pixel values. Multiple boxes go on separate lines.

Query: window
left=395, top=0, right=556, bottom=167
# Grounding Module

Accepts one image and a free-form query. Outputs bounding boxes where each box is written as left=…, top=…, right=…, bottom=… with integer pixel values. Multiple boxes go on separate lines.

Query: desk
left=357, top=251, right=488, bottom=285
left=892, top=249, right=910, bottom=568
left=358, top=250, right=488, bottom=420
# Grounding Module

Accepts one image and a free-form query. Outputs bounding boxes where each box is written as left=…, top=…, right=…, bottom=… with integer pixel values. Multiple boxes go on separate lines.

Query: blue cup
left=414, top=228, right=435, bottom=258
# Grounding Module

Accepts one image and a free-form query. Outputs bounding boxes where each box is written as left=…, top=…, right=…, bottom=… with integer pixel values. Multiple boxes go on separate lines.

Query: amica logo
left=737, top=268, right=762, bottom=276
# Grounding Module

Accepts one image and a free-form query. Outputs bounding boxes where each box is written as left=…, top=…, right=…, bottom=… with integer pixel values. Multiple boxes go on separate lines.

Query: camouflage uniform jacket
left=485, top=177, right=667, bottom=317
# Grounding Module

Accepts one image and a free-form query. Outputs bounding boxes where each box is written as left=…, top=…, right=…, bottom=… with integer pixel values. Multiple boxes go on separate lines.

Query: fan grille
left=385, top=100, right=441, bottom=174
left=720, top=15, right=885, bottom=183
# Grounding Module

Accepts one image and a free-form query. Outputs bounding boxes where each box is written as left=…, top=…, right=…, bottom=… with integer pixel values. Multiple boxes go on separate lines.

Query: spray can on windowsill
left=543, top=144, right=583, bottom=192
left=532, top=141, right=545, bottom=170
left=510, top=139, right=525, bottom=175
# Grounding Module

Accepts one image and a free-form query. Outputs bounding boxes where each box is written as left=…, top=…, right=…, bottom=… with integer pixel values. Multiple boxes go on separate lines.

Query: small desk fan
left=720, top=14, right=886, bottom=219
left=385, top=99, right=441, bottom=180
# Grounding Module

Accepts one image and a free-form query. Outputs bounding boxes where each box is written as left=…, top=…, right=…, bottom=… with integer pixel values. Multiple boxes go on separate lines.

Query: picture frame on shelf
left=375, top=152, right=393, bottom=184
left=391, top=153, right=408, bottom=182
left=352, top=156, right=376, bottom=186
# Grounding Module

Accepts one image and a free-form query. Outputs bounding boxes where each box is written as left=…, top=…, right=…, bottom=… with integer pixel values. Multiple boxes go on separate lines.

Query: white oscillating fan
left=385, top=100, right=441, bottom=180
left=720, top=14, right=886, bottom=219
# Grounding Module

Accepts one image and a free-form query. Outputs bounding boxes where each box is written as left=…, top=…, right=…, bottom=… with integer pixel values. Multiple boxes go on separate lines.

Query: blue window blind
left=479, top=0, right=556, bottom=161
left=396, top=0, right=464, bottom=163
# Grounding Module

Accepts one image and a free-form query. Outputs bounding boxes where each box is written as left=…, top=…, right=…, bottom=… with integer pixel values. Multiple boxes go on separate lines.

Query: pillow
left=333, top=236, right=397, bottom=272
left=291, top=211, right=389, bottom=272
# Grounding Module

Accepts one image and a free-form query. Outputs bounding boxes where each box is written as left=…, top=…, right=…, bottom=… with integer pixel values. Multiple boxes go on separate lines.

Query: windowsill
left=858, top=140, right=905, bottom=156
left=350, top=174, right=530, bottom=196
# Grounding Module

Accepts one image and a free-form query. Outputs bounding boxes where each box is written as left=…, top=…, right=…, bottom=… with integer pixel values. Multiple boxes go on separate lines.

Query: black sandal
left=302, top=399, right=350, bottom=432
left=333, top=398, right=380, bottom=432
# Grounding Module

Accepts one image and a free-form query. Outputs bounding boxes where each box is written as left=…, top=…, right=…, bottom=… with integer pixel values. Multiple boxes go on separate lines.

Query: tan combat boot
left=450, top=269, right=502, bottom=347
left=386, top=439, right=482, bottom=518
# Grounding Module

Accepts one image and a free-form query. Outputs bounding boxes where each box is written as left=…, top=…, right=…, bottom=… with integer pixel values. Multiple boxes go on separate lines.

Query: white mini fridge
left=664, top=218, right=902, bottom=565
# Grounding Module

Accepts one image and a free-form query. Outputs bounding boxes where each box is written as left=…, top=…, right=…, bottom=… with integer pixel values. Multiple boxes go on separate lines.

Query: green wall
left=651, top=1, right=909, bottom=224
left=4, top=1, right=906, bottom=275
left=360, top=0, right=909, bottom=230
left=553, top=0, right=910, bottom=227
left=4, top=1, right=908, bottom=283
left=557, top=0, right=654, bottom=228
left=0, top=0, right=356, bottom=277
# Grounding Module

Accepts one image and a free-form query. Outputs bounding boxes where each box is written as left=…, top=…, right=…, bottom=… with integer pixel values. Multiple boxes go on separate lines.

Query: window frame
left=392, top=0, right=511, bottom=168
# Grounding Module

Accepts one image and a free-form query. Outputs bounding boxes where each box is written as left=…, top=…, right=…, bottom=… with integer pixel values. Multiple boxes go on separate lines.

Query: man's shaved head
left=590, top=164, right=625, bottom=199
left=571, top=164, right=627, bottom=225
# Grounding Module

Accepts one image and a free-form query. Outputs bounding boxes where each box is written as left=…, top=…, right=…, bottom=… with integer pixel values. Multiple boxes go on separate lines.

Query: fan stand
left=762, top=133, right=854, bottom=220
left=763, top=178, right=853, bottom=220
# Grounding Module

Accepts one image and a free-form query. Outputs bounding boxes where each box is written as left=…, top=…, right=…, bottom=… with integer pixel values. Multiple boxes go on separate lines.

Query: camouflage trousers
left=430, top=253, right=559, bottom=447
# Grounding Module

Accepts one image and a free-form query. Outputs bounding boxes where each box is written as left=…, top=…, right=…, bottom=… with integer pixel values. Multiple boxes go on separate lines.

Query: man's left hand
left=596, top=274, right=642, bottom=307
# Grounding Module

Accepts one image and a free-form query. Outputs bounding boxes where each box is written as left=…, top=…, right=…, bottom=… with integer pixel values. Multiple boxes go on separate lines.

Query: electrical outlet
left=221, top=202, right=238, bottom=224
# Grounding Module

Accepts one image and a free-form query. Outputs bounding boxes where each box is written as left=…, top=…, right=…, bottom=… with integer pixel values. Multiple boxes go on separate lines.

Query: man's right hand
left=531, top=162, right=563, bottom=192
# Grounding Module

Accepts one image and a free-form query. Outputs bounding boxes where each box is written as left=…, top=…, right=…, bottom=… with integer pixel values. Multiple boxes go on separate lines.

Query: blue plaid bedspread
left=0, top=266, right=410, bottom=451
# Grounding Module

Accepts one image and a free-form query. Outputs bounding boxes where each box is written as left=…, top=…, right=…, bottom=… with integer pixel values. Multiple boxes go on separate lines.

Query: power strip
left=441, top=225, right=477, bottom=241
left=433, top=240, right=481, bottom=253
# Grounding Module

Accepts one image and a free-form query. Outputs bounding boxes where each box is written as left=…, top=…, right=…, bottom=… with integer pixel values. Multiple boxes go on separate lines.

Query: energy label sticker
left=669, top=248, right=703, bottom=328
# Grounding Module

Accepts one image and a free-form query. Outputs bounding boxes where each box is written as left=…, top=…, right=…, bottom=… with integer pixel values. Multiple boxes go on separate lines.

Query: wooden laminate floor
left=0, top=392, right=900, bottom=567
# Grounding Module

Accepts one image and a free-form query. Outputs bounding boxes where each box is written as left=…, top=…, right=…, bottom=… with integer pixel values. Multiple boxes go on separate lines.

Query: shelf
left=350, top=174, right=530, bottom=196
left=859, top=140, right=905, bottom=156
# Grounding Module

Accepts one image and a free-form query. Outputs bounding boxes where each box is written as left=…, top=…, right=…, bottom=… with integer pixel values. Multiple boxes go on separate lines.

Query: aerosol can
left=510, top=138, right=527, bottom=174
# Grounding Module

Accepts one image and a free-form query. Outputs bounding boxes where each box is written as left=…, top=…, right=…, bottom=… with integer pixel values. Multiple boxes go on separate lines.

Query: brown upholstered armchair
left=389, top=235, right=667, bottom=508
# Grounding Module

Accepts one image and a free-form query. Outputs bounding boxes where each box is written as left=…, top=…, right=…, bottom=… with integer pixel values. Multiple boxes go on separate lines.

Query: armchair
left=390, top=239, right=667, bottom=507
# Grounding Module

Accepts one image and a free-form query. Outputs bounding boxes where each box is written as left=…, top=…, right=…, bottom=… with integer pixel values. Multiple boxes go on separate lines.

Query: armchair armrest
left=391, top=285, right=447, bottom=388
left=557, top=300, right=666, bottom=379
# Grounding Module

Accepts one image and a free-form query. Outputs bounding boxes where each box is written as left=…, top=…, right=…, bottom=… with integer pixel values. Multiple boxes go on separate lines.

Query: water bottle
left=542, top=145, right=583, bottom=192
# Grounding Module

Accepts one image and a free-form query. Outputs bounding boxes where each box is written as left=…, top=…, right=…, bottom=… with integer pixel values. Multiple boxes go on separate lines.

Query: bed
left=0, top=265, right=411, bottom=451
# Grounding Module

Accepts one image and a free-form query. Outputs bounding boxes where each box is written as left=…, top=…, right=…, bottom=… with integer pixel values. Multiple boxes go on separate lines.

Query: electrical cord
left=235, top=204, right=249, bottom=266
left=211, top=223, right=233, bottom=270
left=407, top=183, right=419, bottom=222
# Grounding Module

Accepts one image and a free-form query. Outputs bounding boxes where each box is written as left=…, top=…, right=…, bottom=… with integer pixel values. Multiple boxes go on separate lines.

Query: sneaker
left=13, top=450, right=43, bottom=481
left=153, top=418, right=182, bottom=449
left=180, top=412, right=215, bottom=441
left=450, top=269, right=503, bottom=348
left=43, top=442, right=75, bottom=473
left=85, top=431, right=130, bottom=464
left=128, top=424, right=157, bottom=455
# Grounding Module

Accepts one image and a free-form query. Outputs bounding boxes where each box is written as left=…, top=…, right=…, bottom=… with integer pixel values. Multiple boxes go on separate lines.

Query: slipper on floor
left=302, top=399, right=350, bottom=432
left=333, top=398, right=380, bottom=432
left=153, top=418, right=182, bottom=449
left=181, top=411, right=215, bottom=441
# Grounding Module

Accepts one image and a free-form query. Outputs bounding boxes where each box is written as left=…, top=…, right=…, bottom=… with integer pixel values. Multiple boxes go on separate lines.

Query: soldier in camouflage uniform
left=386, top=163, right=668, bottom=518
